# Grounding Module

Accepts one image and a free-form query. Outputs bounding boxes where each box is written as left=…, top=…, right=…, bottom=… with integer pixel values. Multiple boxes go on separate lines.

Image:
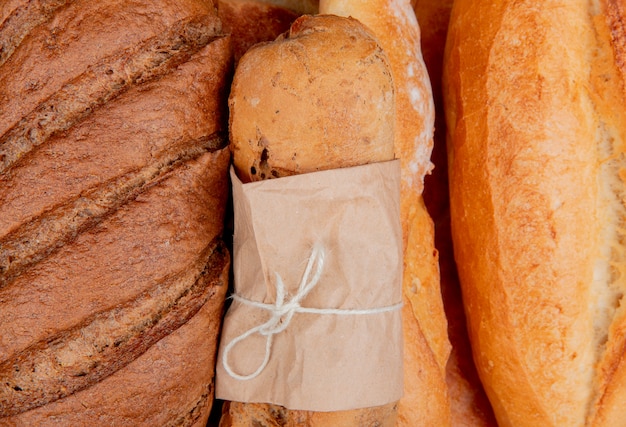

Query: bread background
left=444, top=1, right=626, bottom=425
left=0, top=1, right=232, bottom=424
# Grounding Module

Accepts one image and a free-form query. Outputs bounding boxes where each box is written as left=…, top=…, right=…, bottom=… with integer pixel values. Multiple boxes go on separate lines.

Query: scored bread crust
left=444, top=1, right=626, bottom=426
left=0, top=1, right=232, bottom=424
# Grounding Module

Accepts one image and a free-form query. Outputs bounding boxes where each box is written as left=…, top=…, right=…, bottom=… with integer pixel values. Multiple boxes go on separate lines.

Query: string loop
left=222, top=243, right=402, bottom=381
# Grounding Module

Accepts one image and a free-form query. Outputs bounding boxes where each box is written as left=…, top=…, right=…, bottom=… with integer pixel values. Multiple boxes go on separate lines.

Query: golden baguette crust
left=222, top=13, right=397, bottom=426
left=319, top=1, right=452, bottom=424
left=413, top=0, right=497, bottom=424
left=444, top=1, right=626, bottom=425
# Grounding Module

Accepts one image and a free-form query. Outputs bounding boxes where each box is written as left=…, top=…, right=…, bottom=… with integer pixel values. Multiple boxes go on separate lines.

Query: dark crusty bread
left=0, top=0, right=232, bottom=424
left=217, top=0, right=298, bottom=64
left=248, top=0, right=318, bottom=14
left=444, top=1, right=626, bottom=425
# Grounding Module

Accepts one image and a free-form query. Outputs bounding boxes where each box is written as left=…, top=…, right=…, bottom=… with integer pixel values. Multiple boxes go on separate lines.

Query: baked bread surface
left=0, top=1, right=232, bottom=424
left=318, top=1, right=452, bottom=425
left=444, top=1, right=626, bottom=425
left=414, top=0, right=497, bottom=424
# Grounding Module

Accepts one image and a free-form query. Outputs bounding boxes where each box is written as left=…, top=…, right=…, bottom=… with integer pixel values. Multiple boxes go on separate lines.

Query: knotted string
left=222, top=243, right=403, bottom=381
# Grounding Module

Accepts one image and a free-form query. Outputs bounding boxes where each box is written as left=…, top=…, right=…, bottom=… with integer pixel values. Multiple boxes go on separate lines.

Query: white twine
left=222, top=243, right=403, bottom=381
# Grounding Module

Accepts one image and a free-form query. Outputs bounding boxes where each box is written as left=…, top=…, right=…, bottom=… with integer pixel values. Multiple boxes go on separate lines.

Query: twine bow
left=222, top=243, right=402, bottom=381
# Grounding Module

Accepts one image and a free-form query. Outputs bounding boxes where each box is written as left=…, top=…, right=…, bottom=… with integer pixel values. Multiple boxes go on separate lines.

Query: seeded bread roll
left=229, top=14, right=394, bottom=182
left=0, top=1, right=232, bottom=424
left=221, top=13, right=397, bottom=426
left=444, top=1, right=626, bottom=426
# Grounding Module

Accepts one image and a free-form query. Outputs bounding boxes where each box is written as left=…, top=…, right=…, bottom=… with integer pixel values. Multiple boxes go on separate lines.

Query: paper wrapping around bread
left=216, top=161, right=403, bottom=411
left=221, top=13, right=401, bottom=426
left=444, top=1, right=626, bottom=426
left=0, top=1, right=232, bottom=424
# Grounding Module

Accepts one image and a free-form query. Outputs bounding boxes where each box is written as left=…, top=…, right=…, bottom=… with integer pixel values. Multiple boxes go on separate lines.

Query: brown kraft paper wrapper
left=215, top=160, right=404, bottom=411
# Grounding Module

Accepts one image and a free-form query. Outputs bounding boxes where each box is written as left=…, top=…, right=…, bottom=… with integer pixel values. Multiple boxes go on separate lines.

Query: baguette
left=444, top=1, right=626, bottom=425
left=0, top=1, right=231, bottom=424
left=221, top=13, right=398, bottom=426
left=413, top=0, right=497, bottom=425
left=318, top=1, right=452, bottom=424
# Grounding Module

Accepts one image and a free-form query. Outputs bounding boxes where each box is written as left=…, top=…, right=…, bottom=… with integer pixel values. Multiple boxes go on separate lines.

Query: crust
left=319, top=1, right=451, bottom=424
left=3, top=248, right=229, bottom=426
left=444, top=1, right=626, bottom=425
left=414, top=0, right=497, bottom=424
left=229, top=14, right=395, bottom=182
left=0, top=1, right=232, bottom=423
left=0, top=36, right=231, bottom=283
left=217, top=0, right=298, bottom=64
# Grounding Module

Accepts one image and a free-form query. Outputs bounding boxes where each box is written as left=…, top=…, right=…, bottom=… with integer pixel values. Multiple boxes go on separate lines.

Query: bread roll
left=413, top=0, right=497, bottom=425
left=221, top=13, right=397, bottom=426
left=444, top=1, right=626, bottom=426
left=229, top=14, right=394, bottom=181
left=318, top=1, right=452, bottom=424
left=0, top=1, right=231, bottom=424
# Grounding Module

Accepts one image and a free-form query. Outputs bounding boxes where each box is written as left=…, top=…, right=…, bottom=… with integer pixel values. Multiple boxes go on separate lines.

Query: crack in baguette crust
left=0, top=238, right=229, bottom=417
left=0, top=132, right=227, bottom=289
left=588, top=1, right=626, bottom=423
left=605, top=0, right=626, bottom=73
left=0, top=0, right=74, bottom=67
left=0, top=15, right=223, bottom=175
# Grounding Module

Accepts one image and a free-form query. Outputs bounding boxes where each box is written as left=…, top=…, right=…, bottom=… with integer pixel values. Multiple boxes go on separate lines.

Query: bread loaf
left=220, top=13, right=398, bottom=426
left=229, top=14, right=394, bottom=181
left=318, top=1, right=452, bottom=424
left=413, top=0, right=497, bottom=425
left=0, top=1, right=232, bottom=424
left=444, top=1, right=626, bottom=425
